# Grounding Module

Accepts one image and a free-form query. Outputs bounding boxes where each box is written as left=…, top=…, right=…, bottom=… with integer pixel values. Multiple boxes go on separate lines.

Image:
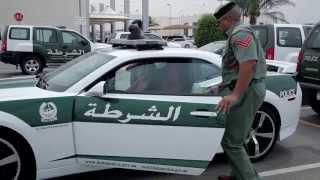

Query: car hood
left=0, top=77, right=36, bottom=89
left=0, top=77, right=75, bottom=101
left=92, top=43, right=113, bottom=51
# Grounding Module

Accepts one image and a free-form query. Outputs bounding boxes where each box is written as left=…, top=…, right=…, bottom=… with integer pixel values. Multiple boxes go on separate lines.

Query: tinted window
left=106, top=58, right=220, bottom=96
left=120, top=34, right=129, bottom=39
left=35, top=29, right=58, bottom=43
left=252, top=27, right=268, bottom=48
left=144, top=34, right=162, bottom=40
left=9, top=28, right=30, bottom=40
left=277, top=27, right=302, bottom=48
left=62, top=31, right=77, bottom=44
left=307, top=26, right=320, bottom=49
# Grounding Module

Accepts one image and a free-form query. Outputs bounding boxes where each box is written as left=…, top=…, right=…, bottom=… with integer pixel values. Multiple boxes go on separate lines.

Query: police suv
left=0, top=39, right=301, bottom=179
left=297, top=22, right=320, bottom=115
left=0, top=25, right=111, bottom=75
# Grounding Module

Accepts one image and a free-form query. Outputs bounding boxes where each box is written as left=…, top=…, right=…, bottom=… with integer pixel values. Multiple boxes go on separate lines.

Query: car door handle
left=190, top=111, right=217, bottom=118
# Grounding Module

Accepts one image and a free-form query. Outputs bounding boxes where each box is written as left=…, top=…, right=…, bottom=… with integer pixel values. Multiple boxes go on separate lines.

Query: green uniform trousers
left=221, top=80, right=266, bottom=180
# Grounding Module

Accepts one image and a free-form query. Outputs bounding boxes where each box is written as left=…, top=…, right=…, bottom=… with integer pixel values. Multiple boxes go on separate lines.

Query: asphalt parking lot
left=0, top=63, right=320, bottom=180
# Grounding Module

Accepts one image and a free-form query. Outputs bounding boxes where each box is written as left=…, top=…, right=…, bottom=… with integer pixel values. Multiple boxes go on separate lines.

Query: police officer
left=213, top=2, right=267, bottom=180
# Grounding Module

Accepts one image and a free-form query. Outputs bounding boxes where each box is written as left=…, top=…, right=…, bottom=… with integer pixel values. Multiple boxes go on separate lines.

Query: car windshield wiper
left=36, top=72, right=49, bottom=89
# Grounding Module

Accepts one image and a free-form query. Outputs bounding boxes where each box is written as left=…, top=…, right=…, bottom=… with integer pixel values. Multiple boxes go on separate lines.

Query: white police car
left=0, top=39, right=301, bottom=179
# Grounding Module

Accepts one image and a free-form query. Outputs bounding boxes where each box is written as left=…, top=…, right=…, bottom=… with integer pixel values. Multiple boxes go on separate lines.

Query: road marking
left=300, top=120, right=320, bottom=128
left=259, top=162, right=320, bottom=177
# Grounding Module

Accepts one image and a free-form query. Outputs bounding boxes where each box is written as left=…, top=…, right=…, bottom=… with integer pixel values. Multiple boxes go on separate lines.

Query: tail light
left=265, top=47, right=275, bottom=60
left=1, top=40, right=7, bottom=52
left=296, top=51, right=304, bottom=73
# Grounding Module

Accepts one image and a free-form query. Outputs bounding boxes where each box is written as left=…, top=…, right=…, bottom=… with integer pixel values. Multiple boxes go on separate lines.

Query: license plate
left=317, top=91, right=320, bottom=101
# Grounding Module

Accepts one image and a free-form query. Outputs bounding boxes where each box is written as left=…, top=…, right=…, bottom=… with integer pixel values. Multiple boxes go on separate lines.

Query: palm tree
left=149, top=16, right=160, bottom=27
left=228, top=0, right=295, bottom=24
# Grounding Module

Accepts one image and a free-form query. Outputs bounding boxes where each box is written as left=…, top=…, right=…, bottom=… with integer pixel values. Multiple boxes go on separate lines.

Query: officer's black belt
left=227, top=78, right=264, bottom=91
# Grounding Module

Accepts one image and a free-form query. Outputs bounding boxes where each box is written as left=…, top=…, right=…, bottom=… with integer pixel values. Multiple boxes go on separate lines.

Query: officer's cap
left=214, top=2, right=237, bottom=20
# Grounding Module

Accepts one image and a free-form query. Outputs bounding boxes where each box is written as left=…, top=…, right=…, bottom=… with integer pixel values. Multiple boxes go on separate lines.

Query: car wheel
left=246, top=106, right=279, bottom=162
left=184, top=44, right=191, bottom=48
left=20, top=56, right=44, bottom=75
left=0, top=131, right=36, bottom=180
left=310, top=90, right=320, bottom=115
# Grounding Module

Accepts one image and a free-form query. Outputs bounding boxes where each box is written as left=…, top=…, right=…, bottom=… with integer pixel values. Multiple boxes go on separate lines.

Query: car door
left=33, top=27, right=65, bottom=64
left=73, top=57, right=225, bottom=175
left=275, top=26, right=304, bottom=62
left=61, top=30, right=91, bottom=62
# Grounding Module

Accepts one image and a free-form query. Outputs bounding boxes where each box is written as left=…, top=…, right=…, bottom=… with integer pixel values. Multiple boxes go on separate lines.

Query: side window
left=145, top=34, right=162, bottom=40
left=35, top=28, right=58, bottom=43
left=9, top=28, right=30, bottom=40
left=277, top=27, right=302, bottom=48
left=307, top=26, right=320, bottom=49
left=120, top=34, right=129, bottom=39
left=62, top=31, right=77, bottom=44
left=105, top=58, right=221, bottom=96
left=62, top=31, right=86, bottom=45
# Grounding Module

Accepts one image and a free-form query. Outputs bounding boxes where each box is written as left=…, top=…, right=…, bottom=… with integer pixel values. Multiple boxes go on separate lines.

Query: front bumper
left=0, top=52, right=18, bottom=65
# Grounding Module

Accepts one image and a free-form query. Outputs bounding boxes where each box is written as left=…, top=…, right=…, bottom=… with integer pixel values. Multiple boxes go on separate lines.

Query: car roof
left=7, top=25, right=75, bottom=31
left=97, top=47, right=221, bottom=64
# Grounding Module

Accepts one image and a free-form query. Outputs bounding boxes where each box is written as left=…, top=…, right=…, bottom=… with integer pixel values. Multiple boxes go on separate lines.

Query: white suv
left=0, top=25, right=111, bottom=75
left=251, top=24, right=313, bottom=63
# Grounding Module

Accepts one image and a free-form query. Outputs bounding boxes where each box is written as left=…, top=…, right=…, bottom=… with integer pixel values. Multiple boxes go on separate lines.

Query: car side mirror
left=80, top=40, right=89, bottom=46
left=86, top=81, right=106, bottom=97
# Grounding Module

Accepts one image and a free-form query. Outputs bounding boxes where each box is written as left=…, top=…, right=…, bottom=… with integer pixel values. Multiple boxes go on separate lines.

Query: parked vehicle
left=0, top=25, right=111, bottom=75
left=170, top=38, right=195, bottom=48
left=297, top=22, right=320, bottom=115
left=0, top=39, right=301, bottom=179
left=199, top=41, right=297, bottom=74
left=109, top=32, right=181, bottom=48
left=251, top=24, right=313, bottom=63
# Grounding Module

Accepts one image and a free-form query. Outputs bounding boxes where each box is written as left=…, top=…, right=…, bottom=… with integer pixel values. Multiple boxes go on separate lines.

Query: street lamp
left=178, top=10, right=184, bottom=25
left=167, top=3, right=172, bottom=25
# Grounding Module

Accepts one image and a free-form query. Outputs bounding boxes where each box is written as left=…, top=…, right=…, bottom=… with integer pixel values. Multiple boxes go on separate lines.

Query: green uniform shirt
left=222, top=23, right=267, bottom=85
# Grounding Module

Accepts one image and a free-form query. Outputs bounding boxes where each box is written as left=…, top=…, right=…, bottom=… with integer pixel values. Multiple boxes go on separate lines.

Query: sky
left=92, top=0, right=319, bottom=24
left=131, top=0, right=319, bottom=24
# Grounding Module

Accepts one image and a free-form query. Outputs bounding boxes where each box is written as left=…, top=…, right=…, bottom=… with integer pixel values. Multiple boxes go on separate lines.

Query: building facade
left=0, top=0, right=89, bottom=35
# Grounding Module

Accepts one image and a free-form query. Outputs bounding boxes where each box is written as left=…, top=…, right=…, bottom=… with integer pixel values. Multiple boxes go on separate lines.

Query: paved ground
left=0, top=63, right=320, bottom=180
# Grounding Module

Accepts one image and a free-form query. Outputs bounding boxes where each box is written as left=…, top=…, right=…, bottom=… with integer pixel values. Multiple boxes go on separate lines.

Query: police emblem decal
left=39, top=102, right=58, bottom=122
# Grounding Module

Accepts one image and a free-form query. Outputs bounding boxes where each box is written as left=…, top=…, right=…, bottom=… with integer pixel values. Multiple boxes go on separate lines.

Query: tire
left=310, top=90, right=320, bottom=115
left=20, top=55, right=44, bottom=75
left=0, top=130, right=36, bottom=180
left=184, top=44, right=191, bottom=48
left=246, top=105, right=280, bottom=162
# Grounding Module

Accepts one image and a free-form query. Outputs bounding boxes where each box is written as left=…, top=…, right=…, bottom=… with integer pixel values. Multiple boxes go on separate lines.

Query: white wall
left=0, top=0, right=80, bottom=32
